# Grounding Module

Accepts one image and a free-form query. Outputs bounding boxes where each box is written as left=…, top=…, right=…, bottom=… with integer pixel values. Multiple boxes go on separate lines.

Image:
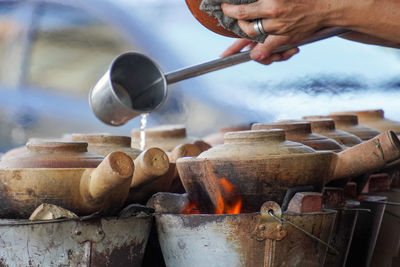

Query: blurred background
left=0, top=0, right=400, bottom=151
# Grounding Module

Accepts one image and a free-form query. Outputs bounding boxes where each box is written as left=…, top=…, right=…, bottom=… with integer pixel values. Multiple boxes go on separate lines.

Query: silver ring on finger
left=253, top=18, right=267, bottom=36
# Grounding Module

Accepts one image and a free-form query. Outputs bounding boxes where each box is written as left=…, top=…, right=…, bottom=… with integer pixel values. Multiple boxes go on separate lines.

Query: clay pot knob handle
left=131, top=148, right=170, bottom=188
left=169, top=143, right=202, bottom=163
left=89, top=151, right=134, bottom=201
left=194, top=140, right=212, bottom=152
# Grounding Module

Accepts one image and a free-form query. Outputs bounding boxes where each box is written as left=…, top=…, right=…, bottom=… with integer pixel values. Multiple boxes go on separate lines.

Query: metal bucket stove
left=152, top=193, right=337, bottom=267
left=0, top=208, right=152, bottom=266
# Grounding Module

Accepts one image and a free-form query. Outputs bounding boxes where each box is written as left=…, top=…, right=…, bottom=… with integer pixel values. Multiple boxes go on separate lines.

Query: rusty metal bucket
left=346, top=195, right=387, bottom=267
left=155, top=202, right=337, bottom=267
left=370, top=188, right=400, bottom=267
left=324, top=204, right=361, bottom=267
left=0, top=212, right=152, bottom=266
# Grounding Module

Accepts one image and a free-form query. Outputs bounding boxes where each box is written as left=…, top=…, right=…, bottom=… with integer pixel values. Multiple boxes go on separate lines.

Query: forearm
left=325, top=0, right=400, bottom=44
left=340, top=32, right=400, bottom=48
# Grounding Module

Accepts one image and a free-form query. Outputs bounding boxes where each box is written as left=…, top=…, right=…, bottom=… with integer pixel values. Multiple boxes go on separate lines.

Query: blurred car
left=0, top=0, right=251, bottom=152
left=1, top=0, right=400, bottom=152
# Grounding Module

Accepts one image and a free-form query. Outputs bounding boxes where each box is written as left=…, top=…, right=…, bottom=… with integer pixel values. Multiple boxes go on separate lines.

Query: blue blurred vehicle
left=1, top=0, right=400, bottom=152
left=0, top=0, right=252, bottom=151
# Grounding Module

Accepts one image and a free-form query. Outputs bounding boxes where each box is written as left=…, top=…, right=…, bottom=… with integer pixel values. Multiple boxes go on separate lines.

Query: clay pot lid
left=27, top=139, right=88, bottom=152
left=0, top=139, right=103, bottom=168
left=185, top=0, right=238, bottom=38
left=198, top=129, right=317, bottom=159
left=71, top=134, right=131, bottom=147
left=302, top=118, right=363, bottom=147
left=326, top=115, right=359, bottom=126
left=330, top=109, right=400, bottom=134
left=132, top=124, right=187, bottom=139
left=224, top=128, right=286, bottom=143
left=330, top=109, right=384, bottom=120
left=305, top=114, right=363, bottom=127
left=251, top=121, right=344, bottom=151
left=131, top=124, right=196, bottom=151
left=252, top=121, right=312, bottom=133
left=203, top=124, right=252, bottom=146
left=306, top=119, right=336, bottom=131
left=305, top=114, right=381, bottom=140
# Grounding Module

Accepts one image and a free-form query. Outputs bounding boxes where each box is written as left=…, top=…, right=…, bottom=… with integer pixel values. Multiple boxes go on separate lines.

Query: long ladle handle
left=166, top=27, right=350, bottom=84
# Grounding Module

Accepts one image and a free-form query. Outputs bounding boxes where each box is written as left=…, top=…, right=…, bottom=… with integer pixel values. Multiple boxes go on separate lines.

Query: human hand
left=221, top=0, right=332, bottom=37
left=221, top=35, right=301, bottom=65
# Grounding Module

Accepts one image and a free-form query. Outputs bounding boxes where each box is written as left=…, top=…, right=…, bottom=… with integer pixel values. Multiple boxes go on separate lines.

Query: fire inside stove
left=182, top=178, right=242, bottom=214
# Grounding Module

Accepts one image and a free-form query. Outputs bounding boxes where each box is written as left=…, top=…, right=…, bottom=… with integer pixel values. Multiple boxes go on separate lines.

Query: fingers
left=221, top=2, right=264, bottom=21
left=250, top=35, right=300, bottom=65
left=281, top=48, right=299, bottom=61
left=238, top=19, right=267, bottom=38
left=251, top=35, right=290, bottom=61
left=254, top=47, right=299, bottom=65
left=221, top=36, right=300, bottom=65
left=220, top=38, right=254, bottom=57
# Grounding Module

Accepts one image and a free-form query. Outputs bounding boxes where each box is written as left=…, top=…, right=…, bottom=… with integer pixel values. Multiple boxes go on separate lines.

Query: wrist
left=318, top=0, right=367, bottom=28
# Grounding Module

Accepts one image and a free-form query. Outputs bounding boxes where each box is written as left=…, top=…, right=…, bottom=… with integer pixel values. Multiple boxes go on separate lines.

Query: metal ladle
left=89, top=27, right=349, bottom=126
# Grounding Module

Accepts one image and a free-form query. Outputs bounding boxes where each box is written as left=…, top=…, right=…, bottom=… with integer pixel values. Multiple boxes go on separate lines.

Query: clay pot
left=185, top=0, right=238, bottom=38
left=252, top=121, right=345, bottom=152
left=330, top=109, right=400, bottom=134
left=176, top=129, right=400, bottom=213
left=302, top=118, right=363, bottom=147
left=0, top=140, right=134, bottom=218
left=131, top=124, right=210, bottom=152
left=71, top=134, right=141, bottom=159
left=1, top=145, right=27, bottom=161
left=304, top=115, right=380, bottom=141
left=71, top=134, right=171, bottom=204
left=125, top=143, right=201, bottom=204
left=0, top=139, right=103, bottom=168
left=71, top=134, right=169, bottom=187
left=203, top=124, right=252, bottom=146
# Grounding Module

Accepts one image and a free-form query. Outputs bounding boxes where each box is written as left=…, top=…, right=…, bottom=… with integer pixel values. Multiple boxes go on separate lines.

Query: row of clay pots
left=177, top=129, right=400, bottom=213
left=0, top=124, right=212, bottom=219
left=330, top=109, right=400, bottom=134
left=176, top=109, right=400, bottom=213
left=203, top=109, right=400, bottom=147
left=1, top=109, right=398, bottom=218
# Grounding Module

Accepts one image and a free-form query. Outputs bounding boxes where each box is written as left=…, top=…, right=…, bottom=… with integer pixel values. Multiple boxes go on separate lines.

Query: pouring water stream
left=140, top=113, right=149, bottom=150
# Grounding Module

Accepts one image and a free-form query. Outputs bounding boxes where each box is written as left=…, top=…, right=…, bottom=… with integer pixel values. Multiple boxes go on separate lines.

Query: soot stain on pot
left=0, top=184, right=19, bottom=218
left=225, top=214, right=265, bottom=266
left=91, top=239, right=147, bottom=266
left=179, top=214, right=229, bottom=228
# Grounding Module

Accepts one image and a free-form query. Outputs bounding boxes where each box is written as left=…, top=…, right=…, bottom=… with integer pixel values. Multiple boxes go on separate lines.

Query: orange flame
left=182, top=201, right=201, bottom=214
left=181, top=178, right=242, bottom=214
left=214, top=178, right=242, bottom=214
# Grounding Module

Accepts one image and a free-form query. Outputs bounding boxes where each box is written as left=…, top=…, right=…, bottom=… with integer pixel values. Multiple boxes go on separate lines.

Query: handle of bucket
left=361, top=199, right=400, bottom=206
left=165, top=27, right=350, bottom=84
left=345, top=208, right=371, bottom=212
left=268, top=210, right=339, bottom=255
left=0, top=212, right=101, bottom=226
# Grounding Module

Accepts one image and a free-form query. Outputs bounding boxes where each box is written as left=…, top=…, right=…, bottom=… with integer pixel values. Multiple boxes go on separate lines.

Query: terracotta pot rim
left=330, top=109, right=384, bottom=118
left=252, top=121, right=312, bottom=132
left=71, top=133, right=131, bottom=147
left=176, top=151, right=333, bottom=163
left=0, top=168, right=92, bottom=171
